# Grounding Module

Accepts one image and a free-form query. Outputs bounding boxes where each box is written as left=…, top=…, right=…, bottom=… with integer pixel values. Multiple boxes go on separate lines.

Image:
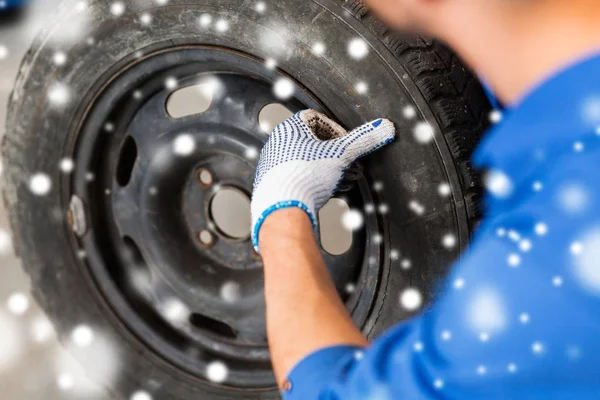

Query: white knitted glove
left=251, top=109, right=396, bottom=251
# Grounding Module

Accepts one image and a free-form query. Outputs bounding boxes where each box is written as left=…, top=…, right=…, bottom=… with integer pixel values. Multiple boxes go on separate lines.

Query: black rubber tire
left=2, top=0, right=490, bottom=399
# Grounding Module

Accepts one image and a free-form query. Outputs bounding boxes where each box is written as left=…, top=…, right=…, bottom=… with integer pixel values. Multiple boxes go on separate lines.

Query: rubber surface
left=2, top=0, right=490, bottom=398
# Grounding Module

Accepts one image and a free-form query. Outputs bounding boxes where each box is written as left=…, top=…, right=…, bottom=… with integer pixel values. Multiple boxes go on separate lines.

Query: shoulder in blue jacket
left=283, top=52, right=600, bottom=400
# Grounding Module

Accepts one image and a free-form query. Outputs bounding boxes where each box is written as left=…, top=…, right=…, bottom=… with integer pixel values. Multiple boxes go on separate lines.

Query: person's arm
left=259, top=208, right=367, bottom=385
left=249, top=109, right=395, bottom=391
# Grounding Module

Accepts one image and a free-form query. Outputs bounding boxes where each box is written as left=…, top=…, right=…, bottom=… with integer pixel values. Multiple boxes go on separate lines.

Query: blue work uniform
left=283, top=53, right=600, bottom=400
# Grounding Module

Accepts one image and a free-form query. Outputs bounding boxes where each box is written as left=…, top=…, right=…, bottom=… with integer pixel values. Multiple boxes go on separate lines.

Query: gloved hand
left=251, top=109, right=396, bottom=252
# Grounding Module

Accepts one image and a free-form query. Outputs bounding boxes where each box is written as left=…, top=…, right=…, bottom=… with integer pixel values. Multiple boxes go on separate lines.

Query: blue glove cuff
left=251, top=200, right=318, bottom=253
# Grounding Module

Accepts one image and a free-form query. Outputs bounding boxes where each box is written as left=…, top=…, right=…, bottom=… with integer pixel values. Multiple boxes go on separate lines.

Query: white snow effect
left=403, top=105, right=417, bottom=120
left=373, top=181, right=384, bottom=191
left=571, top=228, right=600, bottom=294
left=155, top=0, right=168, bottom=4
left=53, top=51, right=67, bottom=66
left=273, top=78, right=295, bottom=100
left=467, top=288, right=507, bottom=334
left=438, top=182, right=451, bottom=197
left=441, top=330, right=452, bottom=341
left=508, top=363, right=517, bottom=373
left=31, top=314, right=55, bottom=343
left=400, top=288, right=422, bottom=311
left=75, top=0, right=86, bottom=11
left=348, top=38, right=369, bottom=60
left=7, top=292, right=29, bottom=315
left=373, top=234, right=383, bottom=245
left=409, top=200, right=425, bottom=216
left=215, top=19, right=229, bottom=32
left=265, top=58, right=277, bottom=69
left=477, top=365, right=487, bottom=375
left=390, top=249, right=400, bottom=261
left=173, top=134, right=196, bottom=156
left=110, top=2, right=125, bottom=16
left=160, top=298, right=190, bottom=326
left=255, top=1, right=266, bottom=13
left=354, top=350, right=365, bottom=360
left=570, top=241, right=583, bottom=255
left=29, top=173, right=52, bottom=196
left=552, top=276, right=563, bottom=287
left=479, top=332, right=490, bottom=342
left=485, top=169, right=513, bottom=198
left=72, top=325, right=94, bottom=347
left=535, top=222, right=548, bottom=236
left=401, top=259, right=412, bottom=269
left=199, top=13, right=212, bottom=27
left=131, top=391, right=153, bottom=400
left=507, top=253, right=521, bottom=267
left=582, top=97, right=600, bottom=123
left=48, top=83, right=71, bottom=106
left=413, top=342, right=424, bottom=352
left=532, top=341, right=544, bottom=355
left=489, top=110, right=503, bottom=124
left=312, top=42, right=326, bottom=55
left=60, top=158, right=75, bottom=173
left=165, top=77, right=178, bottom=90
left=345, top=283, right=356, bottom=294
left=342, top=209, right=364, bottom=231
left=0, top=311, right=22, bottom=373
left=105, top=122, right=115, bottom=132
left=0, top=44, right=8, bottom=60
left=519, top=239, right=532, bottom=252
left=245, top=146, right=259, bottom=160
left=533, top=181, right=543, bottom=192
left=364, top=203, right=375, bottom=214
left=133, top=90, right=143, bottom=100
left=433, top=379, right=444, bottom=389
left=413, top=122, right=435, bottom=144
left=519, top=313, right=530, bottom=324
left=220, top=281, right=241, bottom=303
left=596, top=126, right=600, bottom=136
left=140, top=13, right=152, bottom=25
left=573, top=141, right=584, bottom=152
left=566, top=345, right=582, bottom=360
left=355, top=81, right=368, bottom=94
left=454, top=278, right=465, bottom=289
left=58, top=373, right=75, bottom=390
left=556, top=183, right=590, bottom=215
left=507, top=230, right=520, bottom=242
left=496, top=228, right=506, bottom=237
left=0, top=229, right=13, bottom=255
left=378, top=203, right=389, bottom=215
left=206, top=360, right=229, bottom=383
left=442, top=234, right=457, bottom=249
left=56, top=329, right=121, bottom=396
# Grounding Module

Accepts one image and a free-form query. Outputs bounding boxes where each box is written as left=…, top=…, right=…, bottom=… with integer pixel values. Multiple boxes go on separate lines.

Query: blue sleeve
left=283, top=165, right=600, bottom=400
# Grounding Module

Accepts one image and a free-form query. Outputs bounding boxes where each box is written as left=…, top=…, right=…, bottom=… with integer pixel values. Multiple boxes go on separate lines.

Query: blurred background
left=0, top=2, right=107, bottom=398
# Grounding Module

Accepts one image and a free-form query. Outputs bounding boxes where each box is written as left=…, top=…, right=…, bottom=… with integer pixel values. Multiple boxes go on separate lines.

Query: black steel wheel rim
left=69, top=46, right=385, bottom=389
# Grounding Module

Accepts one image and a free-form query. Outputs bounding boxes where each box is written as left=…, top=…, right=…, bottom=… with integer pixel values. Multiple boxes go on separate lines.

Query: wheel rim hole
left=319, top=198, right=354, bottom=255
left=196, top=168, right=213, bottom=188
left=190, top=313, right=238, bottom=339
left=209, top=188, right=251, bottom=240
left=198, top=230, right=214, bottom=247
left=166, top=82, right=214, bottom=118
left=258, top=103, right=294, bottom=134
left=116, top=136, right=138, bottom=186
